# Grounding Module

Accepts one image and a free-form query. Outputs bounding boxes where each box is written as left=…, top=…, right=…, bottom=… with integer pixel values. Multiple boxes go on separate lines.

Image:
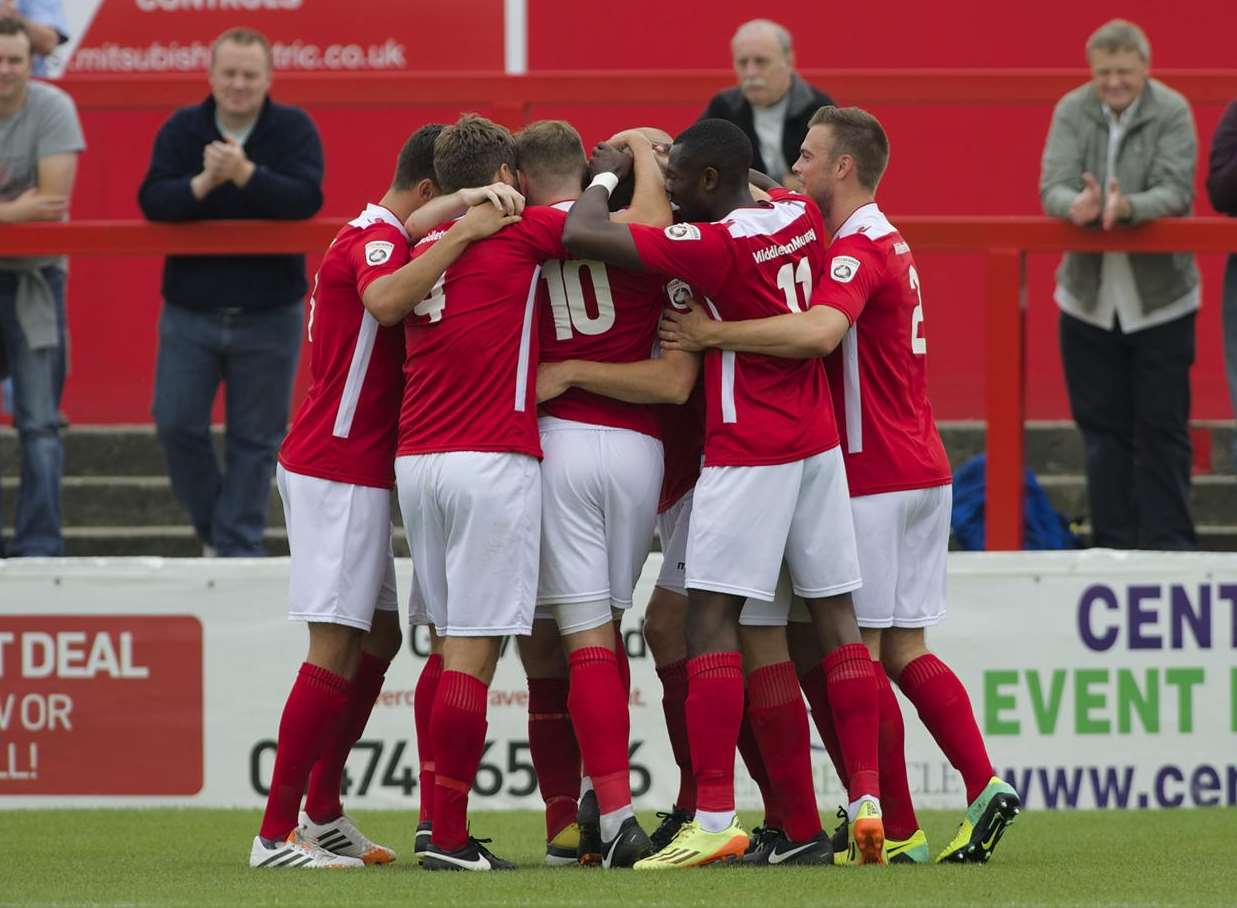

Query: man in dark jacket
left=138, top=27, right=324, bottom=557
left=1207, top=98, right=1237, bottom=470
left=698, top=19, right=833, bottom=189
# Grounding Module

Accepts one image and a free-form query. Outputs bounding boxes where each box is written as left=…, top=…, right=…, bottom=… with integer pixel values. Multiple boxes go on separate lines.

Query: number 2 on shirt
left=909, top=265, right=926, bottom=355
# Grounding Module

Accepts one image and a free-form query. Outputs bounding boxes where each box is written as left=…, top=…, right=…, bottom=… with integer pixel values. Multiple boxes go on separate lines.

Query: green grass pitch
left=3, top=807, right=1234, bottom=907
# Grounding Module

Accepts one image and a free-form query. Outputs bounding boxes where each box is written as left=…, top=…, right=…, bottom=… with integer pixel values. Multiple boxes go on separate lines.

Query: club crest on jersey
left=364, top=240, right=395, bottom=265
left=665, top=223, right=701, bottom=241
left=831, top=255, right=861, bottom=283
left=666, top=278, right=693, bottom=309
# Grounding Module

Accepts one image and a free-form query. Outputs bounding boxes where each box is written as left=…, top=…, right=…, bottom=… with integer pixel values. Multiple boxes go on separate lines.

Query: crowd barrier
left=1, top=551, right=1234, bottom=811
left=4, top=216, right=1237, bottom=549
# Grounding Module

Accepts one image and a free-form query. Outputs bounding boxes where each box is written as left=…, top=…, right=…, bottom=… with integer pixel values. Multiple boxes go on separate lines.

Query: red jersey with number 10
left=629, top=188, right=838, bottom=467
left=278, top=204, right=410, bottom=489
left=396, top=206, right=568, bottom=459
left=537, top=200, right=667, bottom=438
left=813, top=203, right=951, bottom=497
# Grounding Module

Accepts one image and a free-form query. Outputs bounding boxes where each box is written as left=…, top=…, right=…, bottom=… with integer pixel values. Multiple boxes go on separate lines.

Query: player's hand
left=606, top=129, right=652, bottom=153
left=207, top=139, right=256, bottom=186
left=589, top=142, right=634, bottom=183
left=659, top=298, right=713, bottom=353
left=460, top=182, right=525, bottom=216
left=536, top=361, right=575, bottom=403
left=1102, top=176, right=1130, bottom=230
left=1, top=187, right=67, bottom=223
left=453, top=200, right=521, bottom=241
left=1068, top=172, right=1103, bottom=226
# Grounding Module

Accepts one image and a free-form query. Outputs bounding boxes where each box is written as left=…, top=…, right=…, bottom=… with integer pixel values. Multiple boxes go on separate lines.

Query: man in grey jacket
left=1039, top=19, right=1198, bottom=550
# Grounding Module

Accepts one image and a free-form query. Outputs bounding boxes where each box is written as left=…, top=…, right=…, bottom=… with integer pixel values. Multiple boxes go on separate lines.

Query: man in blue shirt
left=138, top=27, right=324, bottom=557
left=2, top=1, right=68, bottom=77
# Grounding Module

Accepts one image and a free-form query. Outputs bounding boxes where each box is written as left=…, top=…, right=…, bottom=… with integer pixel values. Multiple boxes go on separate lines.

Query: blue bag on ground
left=950, top=453, right=1080, bottom=550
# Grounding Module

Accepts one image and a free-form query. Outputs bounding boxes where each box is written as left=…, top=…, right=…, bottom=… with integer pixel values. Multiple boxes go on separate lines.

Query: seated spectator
left=1039, top=18, right=1199, bottom=550
left=1206, top=97, right=1237, bottom=470
left=137, top=27, right=324, bottom=557
left=698, top=18, right=833, bottom=188
left=0, top=18, right=84, bottom=556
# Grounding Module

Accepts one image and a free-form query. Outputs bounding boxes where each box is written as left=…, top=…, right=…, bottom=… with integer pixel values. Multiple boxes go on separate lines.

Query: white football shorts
left=534, top=418, right=662, bottom=634
left=276, top=464, right=398, bottom=632
left=850, top=484, right=951, bottom=629
left=687, top=446, right=862, bottom=602
left=654, top=488, right=693, bottom=596
left=395, top=451, right=540, bottom=637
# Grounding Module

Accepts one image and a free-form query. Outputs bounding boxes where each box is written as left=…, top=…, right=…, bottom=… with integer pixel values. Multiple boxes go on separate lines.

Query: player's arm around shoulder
left=562, top=143, right=644, bottom=269
left=362, top=203, right=521, bottom=327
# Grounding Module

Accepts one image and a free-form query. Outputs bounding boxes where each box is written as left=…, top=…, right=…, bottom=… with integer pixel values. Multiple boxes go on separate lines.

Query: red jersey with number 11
left=813, top=203, right=951, bottom=497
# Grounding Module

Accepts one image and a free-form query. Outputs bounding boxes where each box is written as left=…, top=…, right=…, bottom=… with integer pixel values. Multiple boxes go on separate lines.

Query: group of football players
left=247, top=104, right=1022, bottom=872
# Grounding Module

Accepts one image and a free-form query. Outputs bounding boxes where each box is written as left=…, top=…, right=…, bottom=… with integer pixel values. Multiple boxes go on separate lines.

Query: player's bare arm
left=748, top=168, right=780, bottom=192
left=363, top=203, right=519, bottom=327
left=661, top=296, right=852, bottom=359
left=537, top=349, right=700, bottom=405
left=561, top=143, right=644, bottom=271
left=404, top=182, right=525, bottom=239
left=609, top=132, right=673, bottom=228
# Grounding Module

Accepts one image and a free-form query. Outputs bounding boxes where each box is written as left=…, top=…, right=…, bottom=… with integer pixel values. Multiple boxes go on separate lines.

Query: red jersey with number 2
left=537, top=200, right=666, bottom=438
left=279, top=204, right=410, bottom=489
left=396, top=206, right=568, bottom=459
left=628, top=188, right=838, bottom=467
left=814, top=203, right=951, bottom=497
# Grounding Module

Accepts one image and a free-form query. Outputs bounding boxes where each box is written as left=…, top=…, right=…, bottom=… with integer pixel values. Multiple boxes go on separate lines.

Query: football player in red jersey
left=662, top=105, right=1021, bottom=865
left=562, top=119, right=880, bottom=869
left=250, top=125, right=517, bottom=871
left=509, top=120, right=671, bottom=868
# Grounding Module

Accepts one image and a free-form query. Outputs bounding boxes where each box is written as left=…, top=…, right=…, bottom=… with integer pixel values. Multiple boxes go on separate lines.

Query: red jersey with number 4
left=279, top=204, right=410, bottom=489
left=629, top=188, right=838, bottom=467
left=396, top=206, right=568, bottom=459
left=814, top=203, right=951, bottom=497
left=538, top=200, right=666, bottom=438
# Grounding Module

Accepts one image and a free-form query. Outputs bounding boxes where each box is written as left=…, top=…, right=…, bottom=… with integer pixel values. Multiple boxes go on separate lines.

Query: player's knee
left=644, top=589, right=687, bottom=655
left=364, top=613, right=403, bottom=662
left=880, top=627, right=930, bottom=681
left=785, top=622, right=822, bottom=677
left=517, top=619, right=568, bottom=678
left=306, top=621, right=364, bottom=676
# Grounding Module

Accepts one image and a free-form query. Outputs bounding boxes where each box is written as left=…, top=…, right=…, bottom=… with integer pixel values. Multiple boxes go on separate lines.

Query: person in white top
left=1039, top=18, right=1199, bottom=549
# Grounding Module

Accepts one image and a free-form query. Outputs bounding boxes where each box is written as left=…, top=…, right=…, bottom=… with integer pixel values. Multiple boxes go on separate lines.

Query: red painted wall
left=50, top=0, right=1237, bottom=423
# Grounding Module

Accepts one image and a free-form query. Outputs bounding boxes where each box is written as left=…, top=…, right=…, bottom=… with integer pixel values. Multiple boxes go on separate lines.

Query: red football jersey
left=538, top=200, right=667, bottom=437
left=629, top=189, right=839, bottom=467
left=396, top=206, right=568, bottom=459
left=814, top=203, right=952, bottom=497
left=657, top=381, right=705, bottom=512
left=279, top=203, right=410, bottom=489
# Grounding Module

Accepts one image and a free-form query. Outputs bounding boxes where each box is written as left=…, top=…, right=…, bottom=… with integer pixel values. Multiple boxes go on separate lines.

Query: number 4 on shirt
left=415, top=275, right=447, bottom=323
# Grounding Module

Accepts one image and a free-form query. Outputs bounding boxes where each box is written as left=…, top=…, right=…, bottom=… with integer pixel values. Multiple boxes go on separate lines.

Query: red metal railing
left=4, top=216, right=1235, bottom=549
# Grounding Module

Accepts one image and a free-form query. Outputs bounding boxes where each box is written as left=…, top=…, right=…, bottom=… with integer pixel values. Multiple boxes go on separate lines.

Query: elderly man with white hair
left=699, top=18, right=834, bottom=189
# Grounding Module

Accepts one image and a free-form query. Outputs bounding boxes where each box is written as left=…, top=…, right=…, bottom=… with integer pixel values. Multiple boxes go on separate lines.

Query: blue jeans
left=1224, top=255, right=1237, bottom=471
left=152, top=302, right=302, bottom=556
left=0, top=267, right=66, bottom=556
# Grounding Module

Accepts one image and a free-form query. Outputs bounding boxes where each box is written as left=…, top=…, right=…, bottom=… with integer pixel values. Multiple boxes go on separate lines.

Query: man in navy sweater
left=138, top=27, right=323, bottom=557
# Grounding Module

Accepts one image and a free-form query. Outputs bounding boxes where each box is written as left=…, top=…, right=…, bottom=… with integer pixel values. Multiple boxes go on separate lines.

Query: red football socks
left=613, top=624, right=632, bottom=699
left=685, top=651, right=744, bottom=813
left=303, top=651, right=389, bottom=823
left=898, top=653, right=995, bottom=804
left=873, top=661, right=919, bottom=840
left=736, top=699, right=782, bottom=829
left=413, top=653, right=443, bottom=824
left=528, top=677, right=581, bottom=840
left=259, top=662, right=351, bottom=841
left=823, top=643, right=880, bottom=802
left=747, top=661, right=821, bottom=841
left=655, top=659, right=696, bottom=812
left=567, top=647, right=632, bottom=817
left=429, top=670, right=489, bottom=852
left=799, top=663, right=849, bottom=787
